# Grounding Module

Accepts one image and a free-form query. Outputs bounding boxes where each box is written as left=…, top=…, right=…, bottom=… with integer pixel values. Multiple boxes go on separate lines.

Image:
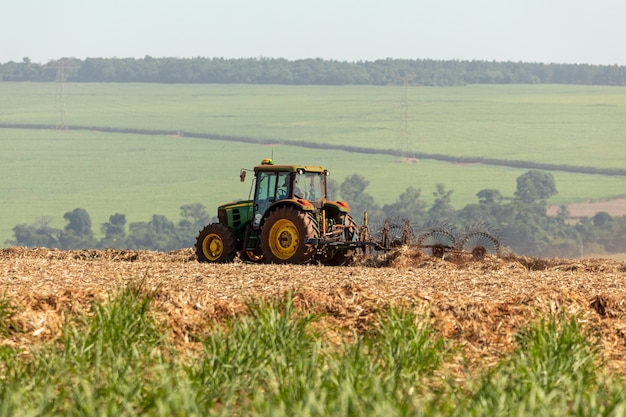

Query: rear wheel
left=195, top=223, right=237, bottom=263
left=260, top=206, right=318, bottom=264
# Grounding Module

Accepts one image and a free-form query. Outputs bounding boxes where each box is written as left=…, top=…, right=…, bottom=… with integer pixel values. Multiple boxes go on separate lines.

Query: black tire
left=195, top=223, right=238, bottom=263
left=260, top=206, right=318, bottom=264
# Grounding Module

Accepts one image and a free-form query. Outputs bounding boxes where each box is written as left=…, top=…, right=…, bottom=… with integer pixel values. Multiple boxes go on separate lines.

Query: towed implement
left=195, top=159, right=501, bottom=265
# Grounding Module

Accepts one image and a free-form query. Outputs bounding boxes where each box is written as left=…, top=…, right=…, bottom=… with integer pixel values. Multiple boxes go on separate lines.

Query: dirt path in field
left=2, top=247, right=626, bottom=376
left=548, top=198, right=626, bottom=218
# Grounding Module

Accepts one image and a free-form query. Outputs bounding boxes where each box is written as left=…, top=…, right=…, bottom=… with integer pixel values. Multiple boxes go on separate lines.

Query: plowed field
left=2, top=247, right=626, bottom=375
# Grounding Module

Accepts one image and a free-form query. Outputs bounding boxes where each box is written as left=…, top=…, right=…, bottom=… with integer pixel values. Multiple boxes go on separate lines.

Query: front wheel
left=195, top=223, right=238, bottom=263
left=260, top=206, right=318, bottom=264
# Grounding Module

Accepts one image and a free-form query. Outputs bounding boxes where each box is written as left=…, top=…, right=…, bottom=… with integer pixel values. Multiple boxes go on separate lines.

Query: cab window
left=296, top=172, right=325, bottom=202
left=256, top=172, right=278, bottom=202
left=276, top=172, right=291, bottom=199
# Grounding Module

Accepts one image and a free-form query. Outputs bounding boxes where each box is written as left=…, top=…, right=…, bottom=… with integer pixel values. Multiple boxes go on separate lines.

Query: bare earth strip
left=548, top=198, right=626, bottom=217
left=1, top=247, right=626, bottom=377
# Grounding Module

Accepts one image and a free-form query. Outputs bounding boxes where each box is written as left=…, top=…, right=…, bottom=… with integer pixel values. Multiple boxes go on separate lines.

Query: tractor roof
left=253, top=159, right=327, bottom=174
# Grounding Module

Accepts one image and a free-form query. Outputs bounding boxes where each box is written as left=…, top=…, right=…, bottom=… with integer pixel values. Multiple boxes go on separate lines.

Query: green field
left=1, top=83, right=626, bottom=246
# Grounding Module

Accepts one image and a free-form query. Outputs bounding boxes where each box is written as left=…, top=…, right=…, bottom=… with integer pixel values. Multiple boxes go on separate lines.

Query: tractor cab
left=249, top=159, right=328, bottom=229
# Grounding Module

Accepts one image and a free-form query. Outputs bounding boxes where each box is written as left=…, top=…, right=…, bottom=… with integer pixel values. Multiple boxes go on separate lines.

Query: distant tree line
left=2, top=57, right=625, bottom=86
left=7, top=171, right=626, bottom=258
left=7, top=204, right=214, bottom=253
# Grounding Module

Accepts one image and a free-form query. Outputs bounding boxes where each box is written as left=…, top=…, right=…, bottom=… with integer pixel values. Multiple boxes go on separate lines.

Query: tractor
left=195, top=159, right=363, bottom=265
left=195, top=159, right=503, bottom=265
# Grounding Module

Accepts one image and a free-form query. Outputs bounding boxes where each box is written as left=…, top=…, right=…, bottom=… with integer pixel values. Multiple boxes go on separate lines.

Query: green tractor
left=195, top=159, right=361, bottom=265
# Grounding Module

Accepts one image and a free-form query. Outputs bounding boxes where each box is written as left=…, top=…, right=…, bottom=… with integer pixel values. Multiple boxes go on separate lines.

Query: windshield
left=295, top=172, right=326, bottom=202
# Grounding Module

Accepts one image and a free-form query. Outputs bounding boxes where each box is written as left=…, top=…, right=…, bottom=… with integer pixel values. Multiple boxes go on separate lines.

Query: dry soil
left=2, top=247, right=626, bottom=376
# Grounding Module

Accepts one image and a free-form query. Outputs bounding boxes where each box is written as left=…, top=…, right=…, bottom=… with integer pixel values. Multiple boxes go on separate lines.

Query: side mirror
left=240, top=170, right=246, bottom=182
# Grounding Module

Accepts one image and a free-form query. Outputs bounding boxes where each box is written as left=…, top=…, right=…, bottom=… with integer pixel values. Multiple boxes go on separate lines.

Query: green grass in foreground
left=1, top=285, right=624, bottom=416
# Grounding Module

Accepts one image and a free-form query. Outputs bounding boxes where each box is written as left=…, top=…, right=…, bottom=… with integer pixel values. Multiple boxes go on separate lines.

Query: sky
left=2, top=0, right=626, bottom=65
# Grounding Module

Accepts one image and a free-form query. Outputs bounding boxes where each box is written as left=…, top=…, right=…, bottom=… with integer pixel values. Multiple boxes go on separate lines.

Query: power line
left=55, top=60, right=67, bottom=130
left=397, top=76, right=416, bottom=161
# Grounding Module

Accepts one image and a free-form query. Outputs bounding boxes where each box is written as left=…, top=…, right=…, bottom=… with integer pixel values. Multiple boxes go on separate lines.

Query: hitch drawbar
left=304, top=238, right=385, bottom=250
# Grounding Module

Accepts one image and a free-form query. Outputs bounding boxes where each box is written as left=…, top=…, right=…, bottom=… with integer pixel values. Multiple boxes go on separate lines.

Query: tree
left=476, top=189, right=503, bottom=205
left=556, top=204, right=570, bottom=224
left=427, top=184, right=456, bottom=223
left=514, top=170, right=557, bottom=204
left=606, top=216, right=626, bottom=252
left=177, top=203, right=211, bottom=247
left=2, top=57, right=626, bottom=85
left=339, top=174, right=380, bottom=220
left=382, top=186, right=427, bottom=223
left=127, top=221, right=156, bottom=250
left=8, top=217, right=60, bottom=248
left=179, top=203, right=211, bottom=230
left=593, top=211, right=612, bottom=227
left=457, top=188, right=504, bottom=226
left=63, top=208, right=93, bottom=237
left=339, top=174, right=367, bottom=202
left=59, top=208, right=95, bottom=249
left=149, top=215, right=180, bottom=251
left=326, top=178, right=339, bottom=200
left=100, top=213, right=127, bottom=249
left=126, top=214, right=182, bottom=251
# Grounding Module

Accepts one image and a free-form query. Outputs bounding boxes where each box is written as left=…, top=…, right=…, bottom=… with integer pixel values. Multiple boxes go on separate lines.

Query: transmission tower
left=398, top=76, right=415, bottom=161
left=55, top=60, right=67, bottom=130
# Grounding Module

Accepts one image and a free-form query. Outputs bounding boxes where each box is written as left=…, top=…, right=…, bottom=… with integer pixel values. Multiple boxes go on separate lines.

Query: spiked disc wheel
left=417, top=227, right=457, bottom=258
left=458, top=231, right=501, bottom=259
